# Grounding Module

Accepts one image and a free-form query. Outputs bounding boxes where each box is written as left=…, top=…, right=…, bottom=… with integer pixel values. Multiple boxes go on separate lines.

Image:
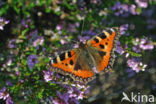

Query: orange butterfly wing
left=87, top=27, right=120, bottom=72
left=48, top=50, right=94, bottom=82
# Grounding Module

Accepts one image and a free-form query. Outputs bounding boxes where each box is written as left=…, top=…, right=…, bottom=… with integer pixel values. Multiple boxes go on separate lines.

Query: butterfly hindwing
left=49, top=49, right=95, bottom=82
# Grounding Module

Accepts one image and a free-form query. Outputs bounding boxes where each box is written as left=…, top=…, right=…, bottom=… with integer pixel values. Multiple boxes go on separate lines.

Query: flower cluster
left=116, top=25, right=154, bottom=73
left=112, top=2, right=139, bottom=16
left=27, top=55, right=38, bottom=69
left=135, top=0, right=148, bottom=8
left=115, top=42, right=125, bottom=55
left=51, top=84, right=89, bottom=104
left=0, top=87, right=13, bottom=104
left=132, top=37, right=154, bottom=51
left=33, top=36, right=44, bottom=47
left=43, top=69, right=89, bottom=104
left=43, top=69, right=54, bottom=82
left=127, top=58, right=147, bottom=72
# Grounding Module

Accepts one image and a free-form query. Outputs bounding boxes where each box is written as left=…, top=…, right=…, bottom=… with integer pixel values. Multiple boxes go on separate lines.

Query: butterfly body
left=48, top=27, right=120, bottom=83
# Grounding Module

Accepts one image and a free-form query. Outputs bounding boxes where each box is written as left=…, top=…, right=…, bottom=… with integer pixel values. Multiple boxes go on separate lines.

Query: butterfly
left=47, top=27, right=120, bottom=83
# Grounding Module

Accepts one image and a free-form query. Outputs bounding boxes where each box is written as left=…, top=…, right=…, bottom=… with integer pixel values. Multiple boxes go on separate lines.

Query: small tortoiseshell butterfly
left=47, top=27, right=120, bottom=83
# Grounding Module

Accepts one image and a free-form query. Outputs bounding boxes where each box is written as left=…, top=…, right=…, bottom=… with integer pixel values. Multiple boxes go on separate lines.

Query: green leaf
left=36, top=89, right=44, bottom=99
left=21, top=59, right=27, bottom=65
left=22, top=29, right=29, bottom=36
left=126, top=50, right=142, bottom=57
left=13, top=6, right=20, bottom=14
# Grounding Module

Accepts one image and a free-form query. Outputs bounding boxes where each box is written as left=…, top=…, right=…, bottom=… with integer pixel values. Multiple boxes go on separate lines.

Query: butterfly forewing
left=87, top=27, right=120, bottom=72
left=49, top=49, right=95, bottom=82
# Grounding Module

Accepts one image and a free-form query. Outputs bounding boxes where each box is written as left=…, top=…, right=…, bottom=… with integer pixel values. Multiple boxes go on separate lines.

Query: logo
left=121, top=92, right=155, bottom=103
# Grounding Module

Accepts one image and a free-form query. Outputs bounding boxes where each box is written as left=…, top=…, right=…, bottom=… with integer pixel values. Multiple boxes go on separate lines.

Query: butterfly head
left=79, top=41, right=87, bottom=49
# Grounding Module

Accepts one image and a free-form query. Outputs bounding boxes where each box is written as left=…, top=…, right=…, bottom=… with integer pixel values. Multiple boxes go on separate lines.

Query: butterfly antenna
left=80, top=18, right=85, bottom=36
left=70, top=39, right=77, bottom=43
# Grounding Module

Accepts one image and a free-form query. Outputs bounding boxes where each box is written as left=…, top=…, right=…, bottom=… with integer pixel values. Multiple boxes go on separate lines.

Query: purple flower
left=56, top=23, right=64, bottom=31
left=78, top=36, right=90, bottom=44
left=6, top=81, right=13, bottom=86
left=8, top=39, right=16, bottom=48
left=33, top=36, right=44, bottom=47
left=139, top=38, right=153, bottom=50
left=51, top=91, right=80, bottom=104
left=69, top=84, right=89, bottom=100
left=132, top=46, right=141, bottom=53
left=112, top=2, right=139, bottom=16
left=27, top=55, right=38, bottom=69
left=0, top=17, right=9, bottom=30
left=127, top=58, right=147, bottom=72
left=27, top=30, right=45, bottom=47
left=51, top=84, right=89, bottom=104
left=67, top=86, right=84, bottom=100
left=132, top=38, right=141, bottom=53
left=20, top=80, right=24, bottom=83
left=60, top=36, right=69, bottom=45
left=0, top=87, right=13, bottom=104
left=129, top=4, right=138, bottom=15
left=82, top=30, right=96, bottom=36
left=68, top=22, right=80, bottom=33
left=120, top=24, right=129, bottom=35
left=6, top=96, right=13, bottom=104
left=112, top=2, right=127, bottom=16
left=15, top=71, right=20, bottom=76
left=52, top=91, right=70, bottom=104
left=135, top=0, right=148, bottom=8
left=56, top=22, right=65, bottom=35
left=21, top=19, right=31, bottom=28
left=0, top=87, right=9, bottom=100
left=115, top=42, right=124, bottom=55
left=133, top=38, right=154, bottom=51
left=60, top=39, right=68, bottom=45
left=6, top=59, right=12, bottom=66
left=73, top=35, right=90, bottom=48
left=27, top=30, right=38, bottom=44
left=43, top=70, right=53, bottom=82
